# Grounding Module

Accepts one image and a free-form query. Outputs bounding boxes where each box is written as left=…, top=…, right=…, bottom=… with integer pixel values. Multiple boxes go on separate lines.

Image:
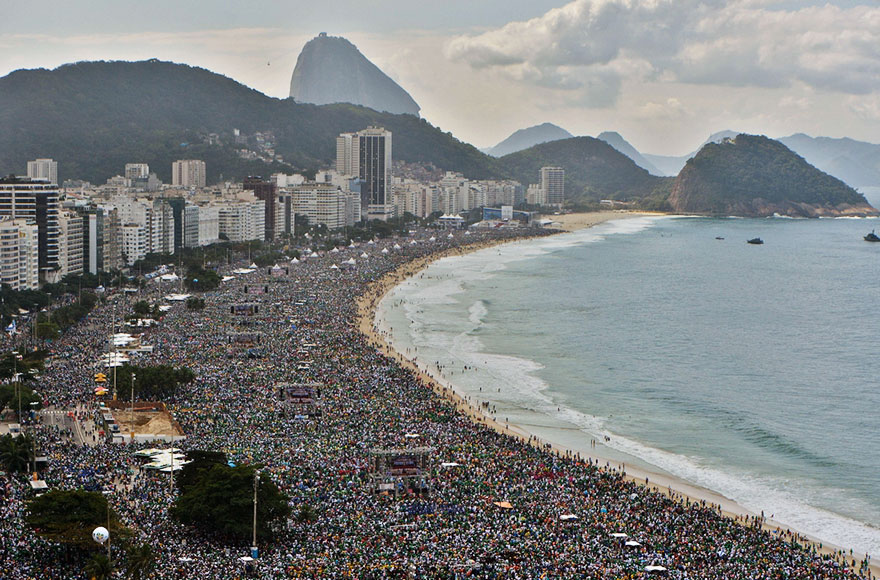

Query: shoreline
left=356, top=211, right=879, bottom=576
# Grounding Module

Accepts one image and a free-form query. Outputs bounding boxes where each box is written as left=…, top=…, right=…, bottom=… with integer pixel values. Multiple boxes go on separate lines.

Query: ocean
left=377, top=215, right=880, bottom=557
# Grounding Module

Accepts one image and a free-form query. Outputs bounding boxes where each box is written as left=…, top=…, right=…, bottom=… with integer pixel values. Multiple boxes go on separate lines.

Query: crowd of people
left=0, top=225, right=874, bottom=579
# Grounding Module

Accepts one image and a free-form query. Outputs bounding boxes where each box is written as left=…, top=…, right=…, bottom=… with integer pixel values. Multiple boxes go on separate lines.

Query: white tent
left=231, top=268, right=255, bottom=275
left=159, top=273, right=179, bottom=281
left=464, top=230, right=472, bottom=236
left=290, top=257, right=299, bottom=264
left=249, top=262, right=257, bottom=269
left=310, top=252, right=319, bottom=258
left=440, top=462, right=462, bottom=468
left=610, top=533, right=628, bottom=538
left=360, top=252, right=369, bottom=258
left=560, top=514, right=579, bottom=521
left=221, top=276, right=235, bottom=282
left=410, top=240, right=417, bottom=245
left=164, top=294, right=192, bottom=301
left=447, top=233, right=454, bottom=238
left=349, top=241, right=356, bottom=248
left=330, top=264, right=339, bottom=270
left=343, top=258, right=356, bottom=265
left=381, top=248, right=389, bottom=254
left=644, top=565, right=667, bottom=572
left=331, top=247, right=339, bottom=253
left=429, top=236, right=436, bottom=241
left=367, top=240, right=375, bottom=245
left=625, top=540, right=642, bottom=547
left=393, top=243, right=401, bottom=250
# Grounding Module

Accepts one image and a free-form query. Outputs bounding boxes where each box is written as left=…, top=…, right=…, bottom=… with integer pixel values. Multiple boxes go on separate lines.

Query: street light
left=252, top=470, right=259, bottom=560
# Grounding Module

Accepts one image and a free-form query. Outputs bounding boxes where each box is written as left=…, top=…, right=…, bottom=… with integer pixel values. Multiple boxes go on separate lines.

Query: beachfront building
left=216, top=196, right=265, bottom=242
left=541, top=166, right=565, bottom=207
left=291, top=182, right=359, bottom=231
left=57, top=210, right=84, bottom=277
left=0, top=217, right=39, bottom=290
left=27, top=158, right=58, bottom=185
left=0, top=176, right=61, bottom=279
left=337, top=127, right=392, bottom=221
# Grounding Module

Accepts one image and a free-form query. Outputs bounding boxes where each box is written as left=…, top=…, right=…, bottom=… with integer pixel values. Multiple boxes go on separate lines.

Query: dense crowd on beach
left=0, top=225, right=874, bottom=579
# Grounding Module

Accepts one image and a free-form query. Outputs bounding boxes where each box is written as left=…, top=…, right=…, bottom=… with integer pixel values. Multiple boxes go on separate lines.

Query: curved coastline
left=356, top=211, right=879, bottom=575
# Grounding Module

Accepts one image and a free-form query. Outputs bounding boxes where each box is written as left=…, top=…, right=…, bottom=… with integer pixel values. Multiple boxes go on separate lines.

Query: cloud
left=445, top=0, right=880, bottom=105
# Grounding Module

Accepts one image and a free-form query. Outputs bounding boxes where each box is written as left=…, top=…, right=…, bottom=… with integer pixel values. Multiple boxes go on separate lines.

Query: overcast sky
left=2, top=0, right=879, bottom=155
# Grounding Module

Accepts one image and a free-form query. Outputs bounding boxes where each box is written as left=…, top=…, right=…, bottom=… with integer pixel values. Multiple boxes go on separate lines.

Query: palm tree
left=83, top=553, right=114, bottom=580
left=0, top=433, right=32, bottom=473
left=125, top=543, right=155, bottom=580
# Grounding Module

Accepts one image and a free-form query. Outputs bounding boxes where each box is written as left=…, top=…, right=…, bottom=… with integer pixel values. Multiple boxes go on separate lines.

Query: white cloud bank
left=445, top=0, right=880, bottom=106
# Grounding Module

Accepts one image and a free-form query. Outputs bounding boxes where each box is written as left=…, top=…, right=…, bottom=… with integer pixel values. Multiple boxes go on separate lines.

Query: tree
left=0, top=433, right=33, bottom=472
left=26, top=490, right=129, bottom=549
left=176, top=450, right=227, bottom=495
left=131, top=300, right=155, bottom=318
left=0, top=383, right=42, bottom=419
left=125, top=543, right=154, bottom=580
left=295, top=504, right=318, bottom=523
left=185, top=268, right=221, bottom=292
left=185, top=297, right=205, bottom=311
left=170, top=464, right=290, bottom=541
left=84, top=553, right=115, bottom=580
left=112, top=364, right=195, bottom=402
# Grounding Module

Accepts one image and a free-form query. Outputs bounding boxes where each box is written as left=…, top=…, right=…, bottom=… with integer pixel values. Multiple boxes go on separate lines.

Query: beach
left=361, top=211, right=880, bottom=576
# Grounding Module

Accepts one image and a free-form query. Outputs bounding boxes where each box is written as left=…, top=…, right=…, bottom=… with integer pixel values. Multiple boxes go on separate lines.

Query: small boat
left=864, top=230, right=880, bottom=242
left=715, top=236, right=724, bottom=240
left=747, top=238, right=763, bottom=245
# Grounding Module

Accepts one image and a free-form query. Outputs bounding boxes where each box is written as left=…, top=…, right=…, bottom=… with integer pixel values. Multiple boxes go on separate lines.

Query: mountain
left=668, top=134, right=876, bottom=217
left=0, top=60, right=491, bottom=184
left=289, top=33, right=420, bottom=117
left=486, top=123, right=573, bottom=157
left=778, top=134, right=880, bottom=189
left=498, top=137, right=671, bottom=207
left=643, top=130, right=741, bottom=176
left=596, top=132, right=663, bottom=175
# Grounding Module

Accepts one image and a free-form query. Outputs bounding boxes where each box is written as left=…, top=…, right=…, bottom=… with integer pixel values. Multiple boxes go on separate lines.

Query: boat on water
left=747, top=238, right=764, bottom=245
left=864, top=230, right=880, bottom=242
left=715, top=236, right=724, bottom=240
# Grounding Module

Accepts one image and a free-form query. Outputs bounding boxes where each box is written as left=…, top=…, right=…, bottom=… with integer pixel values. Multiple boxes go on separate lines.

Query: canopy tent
left=221, top=276, right=235, bottom=282
left=381, top=248, right=389, bottom=254
left=360, top=252, right=369, bottom=258
left=164, top=294, right=192, bottom=301
left=330, top=247, right=339, bottom=253
left=231, top=268, right=255, bottom=275
left=625, top=540, right=642, bottom=547
left=610, top=533, right=628, bottom=538
left=290, top=257, right=299, bottom=264
left=493, top=501, right=514, bottom=509
left=343, top=258, right=356, bottom=265
left=329, top=264, right=339, bottom=270
left=560, top=514, right=579, bottom=521
left=440, top=462, right=462, bottom=468
left=644, top=565, right=667, bottom=572
left=393, top=244, right=401, bottom=250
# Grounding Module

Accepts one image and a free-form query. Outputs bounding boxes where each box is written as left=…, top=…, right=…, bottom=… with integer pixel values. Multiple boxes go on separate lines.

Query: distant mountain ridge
left=669, top=134, right=876, bottom=217
left=289, top=34, right=420, bottom=116
left=486, top=123, right=573, bottom=157
left=777, top=134, right=880, bottom=189
left=596, top=132, right=663, bottom=176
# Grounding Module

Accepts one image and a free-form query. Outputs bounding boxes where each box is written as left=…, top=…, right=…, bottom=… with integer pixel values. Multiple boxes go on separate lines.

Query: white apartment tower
left=125, top=163, right=150, bottom=181
left=58, top=211, right=84, bottom=277
left=540, top=166, right=565, bottom=206
left=336, top=133, right=359, bottom=176
left=27, top=158, right=58, bottom=184
left=0, top=217, right=39, bottom=290
left=172, top=159, right=207, bottom=188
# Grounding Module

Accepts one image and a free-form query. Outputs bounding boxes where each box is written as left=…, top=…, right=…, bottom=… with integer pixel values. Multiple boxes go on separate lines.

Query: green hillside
left=669, top=134, right=875, bottom=217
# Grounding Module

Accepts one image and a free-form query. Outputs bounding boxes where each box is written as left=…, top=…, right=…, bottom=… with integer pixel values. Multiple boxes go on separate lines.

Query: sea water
left=377, top=216, right=880, bottom=556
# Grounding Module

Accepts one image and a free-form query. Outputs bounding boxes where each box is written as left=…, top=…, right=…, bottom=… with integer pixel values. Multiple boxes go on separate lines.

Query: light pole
left=130, top=373, right=136, bottom=442
left=252, top=470, right=259, bottom=559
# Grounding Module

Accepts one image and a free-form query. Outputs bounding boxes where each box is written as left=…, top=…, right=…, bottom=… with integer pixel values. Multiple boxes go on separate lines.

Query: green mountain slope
left=669, top=134, right=876, bottom=217
left=498, top=137, right=671, bottom=204
left=0, top=60, right=496, bottom=184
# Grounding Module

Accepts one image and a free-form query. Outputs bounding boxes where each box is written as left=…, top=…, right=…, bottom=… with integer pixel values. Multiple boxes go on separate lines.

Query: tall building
left=291, top=183, right=359, bottom=230
left=0, top=177, right=61, bottom=278
left=337, top=127, right=392, bottom=220
left=172, top=159, right=207, bottom=188
left=58, top=211, right=84, bottom=277
left=0, top=217, right=39, bottom=290
left=27, top=158, right=58, bottom=185
left=540, top=166, right=565, bottom=206
left=243, top=176, right=277, bottom=241
left=336, top=133, right=359, bottom=176
left=216, top=197, right=265, bottom=242
left=124, top=163, right=150, bottom=181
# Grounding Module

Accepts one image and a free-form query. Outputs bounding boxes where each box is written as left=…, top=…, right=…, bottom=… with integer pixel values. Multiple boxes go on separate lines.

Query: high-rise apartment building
left=291, top=183, right=359, bottom=231
left=243, top=176, right=277, bottom=241
left=216, top=197, right=265, bottom=242
left=337, top=127, right=392, bottom=220
left=0, top=217, right=39, bottom=290
left=172, top=159, right=207, bottom=188
left=27, top=158, right=58, bottom=185
left=125, top=163, right=150, bottom=181
left=540, top=166, right=565, bottom=206
left=0, top=177, right=61, bottom=278
left=336, top=133, right=359, bottom=176
left=58, top=211, right=84, bottom=277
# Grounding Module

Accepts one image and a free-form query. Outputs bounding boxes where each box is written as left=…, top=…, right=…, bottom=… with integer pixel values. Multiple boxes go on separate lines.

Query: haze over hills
left=642, top=130, right=739, bottom=176
left=0, top=59, right=871, bottom=217
left=485, top=123, right=573, bottom=157
left=777, top=134, right=880, bottom=190
left=289, top=33, right=420, bottom=117
left=0, top=60, right=488, bottom=184
left=669, top=134, right=876, bottom=217
left=596, top=132, right=663, bottom=176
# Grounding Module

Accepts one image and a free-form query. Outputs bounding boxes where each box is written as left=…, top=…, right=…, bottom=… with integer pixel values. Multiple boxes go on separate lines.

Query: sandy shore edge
left=356, top=211, right=876, bottom=575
